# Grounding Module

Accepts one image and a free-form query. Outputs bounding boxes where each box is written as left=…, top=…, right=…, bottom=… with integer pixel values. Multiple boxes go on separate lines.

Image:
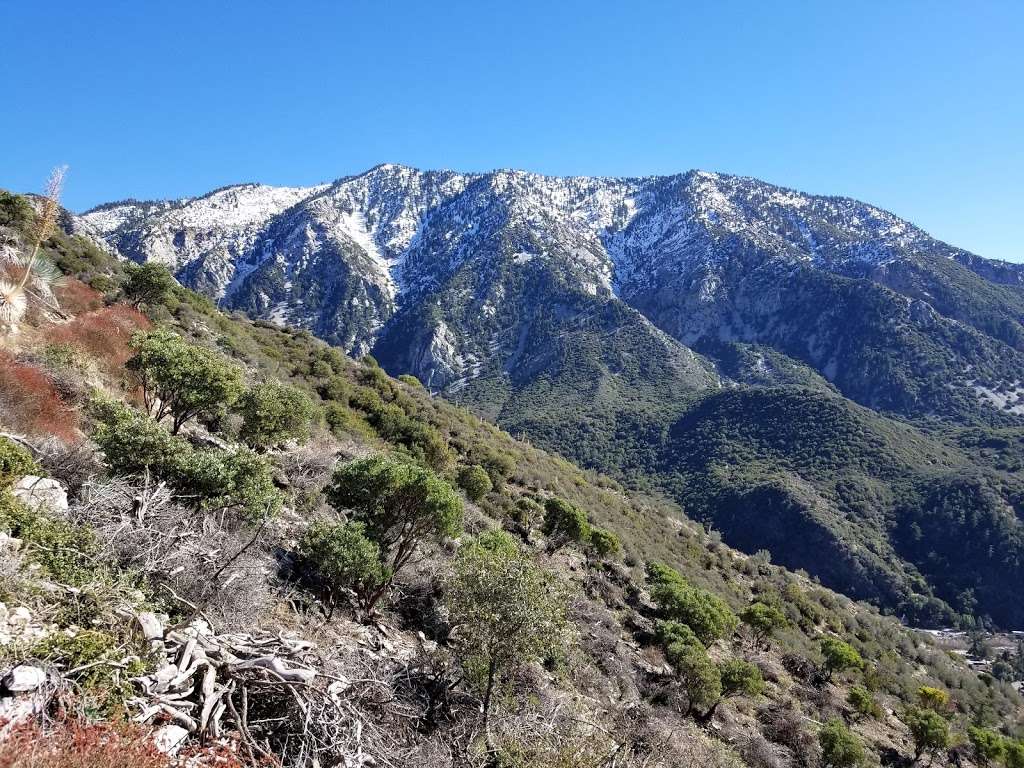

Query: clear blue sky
left=3, top=1, right=1022, bottom=260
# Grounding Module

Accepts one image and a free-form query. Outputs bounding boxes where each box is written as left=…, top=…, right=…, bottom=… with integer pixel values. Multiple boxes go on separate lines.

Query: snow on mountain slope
left=78, top=165, right=1024, bottom=418
left=81, top=165, right=993, bottom=309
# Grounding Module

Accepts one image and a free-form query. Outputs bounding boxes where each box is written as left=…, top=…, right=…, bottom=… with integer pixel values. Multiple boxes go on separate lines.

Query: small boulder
left=152, top=723, right=190, bottom=755
left=12, top=476, right=68, bottom=515
left=2, top=665, right=46, bottom=693
left=7, top=606, right=31, bottom=627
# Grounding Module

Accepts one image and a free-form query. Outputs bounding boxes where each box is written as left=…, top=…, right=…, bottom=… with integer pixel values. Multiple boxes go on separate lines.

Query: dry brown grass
left=52, top=278, right=103, bottom=316
left=44, top=304, right=150, bottom=372
left=0, top=351, right=79, bottom=441
left=0, top=716, right=168, bottom=768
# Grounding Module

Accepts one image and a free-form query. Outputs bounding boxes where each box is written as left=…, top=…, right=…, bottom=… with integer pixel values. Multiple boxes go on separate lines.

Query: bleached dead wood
left=125, top=613, right=380, bottom=767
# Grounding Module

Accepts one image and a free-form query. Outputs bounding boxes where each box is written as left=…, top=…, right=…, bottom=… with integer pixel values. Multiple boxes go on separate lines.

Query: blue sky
left=3, top=1, right=1022, bottom=260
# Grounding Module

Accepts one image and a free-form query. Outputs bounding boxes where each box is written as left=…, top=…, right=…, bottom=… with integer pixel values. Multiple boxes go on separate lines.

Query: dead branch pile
left=128, top=612, right=382, bottom=767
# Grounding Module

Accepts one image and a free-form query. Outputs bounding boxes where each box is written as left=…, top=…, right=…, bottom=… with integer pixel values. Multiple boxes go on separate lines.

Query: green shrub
left=126, top=328, right=245, bottom=434
left=511, top=496, right=544, bottom=534
left=0, top=437, right=37, bottom=489
left=916, top=685, right=951, bottom=713
left=349, top=388, right=450, bottom=468
left=326, top=455, right=462, bottom=609
left=588, top=527, right=621, bottom=560
left=719, top=658, right=765, bottom=698
left=847, top=685, right=881, bottom=719
left=646, top=562, right=738, bottom=644
left=457, top=464, right=493, bottom=502
left=0, top=494, right=99, bottom=586
left=398, top=374, right=423, bottom=388
left=444, top=530, right=570, bottom=723
left=666, top=640, right=721, bottom=716
left=324, top=402, right=367, bottom=438
left=968, top=726, right=1006, bottom=764
left=91, top=398, right=185, bottom=476
left=299, top=521, right=389, bottom=614
left=319, top=375, right=351, bottom=404
left=401, top=421, right=450, bottom=469
left=0, top=191, right=33, bottom=228
left=88, top=273, right=117, bottom=294
left=474, top=528, right=522, bottom=557
left=902, top=706, right=950, bottom=759
left=542, top=497, right=591, bottom=547
left=655, top=619, right=704, bottom=651
left=740, top=601, right=788, bottom=647
left=820, top=637, right=863, bottom=680
left=1006, top=741, right=1024, bottom=768
left=170, top=447, right=282, bottom=523
left=92, top=402, right=281, bottom=522
left=31, top=629, right=145, bottom=712
left=819, top=718, right=865, bottom=768
left=237, top=380, right=317, bottom=449
left=480, top=451, right=516, bottom=490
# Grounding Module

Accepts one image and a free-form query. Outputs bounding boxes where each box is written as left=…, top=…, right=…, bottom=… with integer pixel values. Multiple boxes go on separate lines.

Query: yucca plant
left=0, top=165, right=67, bottom=334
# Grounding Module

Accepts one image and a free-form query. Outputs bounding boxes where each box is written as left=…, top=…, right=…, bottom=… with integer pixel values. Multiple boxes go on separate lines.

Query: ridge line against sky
left=2, top=1, right=1022, bottom=261
left=77, top=163, right=1006, bottom=264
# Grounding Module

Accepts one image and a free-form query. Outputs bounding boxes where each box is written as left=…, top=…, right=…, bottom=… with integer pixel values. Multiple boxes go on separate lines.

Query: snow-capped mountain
left=79, top=164, right=1024, bottom=420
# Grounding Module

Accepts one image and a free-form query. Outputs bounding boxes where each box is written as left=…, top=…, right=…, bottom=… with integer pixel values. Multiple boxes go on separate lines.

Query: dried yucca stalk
left=0, top=165, right=67, bottom=333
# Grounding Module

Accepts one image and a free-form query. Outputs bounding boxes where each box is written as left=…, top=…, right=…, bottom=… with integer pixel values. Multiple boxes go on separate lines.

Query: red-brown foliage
left=178, top=741, right=259, bottom=767
left=0, top=717, right=169, bottom=768
left=0, top=352, right=79, bottom=441
left=53, top=279, right=104, bottom=316
left=45, top=305, right=150, bottom=370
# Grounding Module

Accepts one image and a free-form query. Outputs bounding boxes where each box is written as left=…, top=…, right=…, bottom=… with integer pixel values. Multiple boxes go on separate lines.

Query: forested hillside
left=1, top=189, right=1024, bottom=767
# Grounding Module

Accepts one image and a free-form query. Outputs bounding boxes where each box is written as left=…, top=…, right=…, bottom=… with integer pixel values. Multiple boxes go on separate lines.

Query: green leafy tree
left=968, top=726, right=1006, bottom=764
left=819, top=718, right=866, bottom=768
left=299, top=521, right=389, bottom=616
left=991, top=659, right=1014, bottom=682
left=457, top=464, right=493, bottom=502
left=126, top=329, right=245, bottom=434
left=902, top=706, right=950, bottom=760
left=122, top=262, right=176, bottom=309
left=820, top=638, right=863, bottom=680
left=237, top=380, right=317, bottom=449
left=542, top=497, right=591, bottom=547
left=646, top=562, right=738, bottom=644
left=665, top=639, right=721, bottom=716
left=740, top=601, right=788, bottom=648
left=326, top=455, right=462, bottom=609
left=444, top=530, right=569, bottom=727
left=719, top=658, right=765, bottom=699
